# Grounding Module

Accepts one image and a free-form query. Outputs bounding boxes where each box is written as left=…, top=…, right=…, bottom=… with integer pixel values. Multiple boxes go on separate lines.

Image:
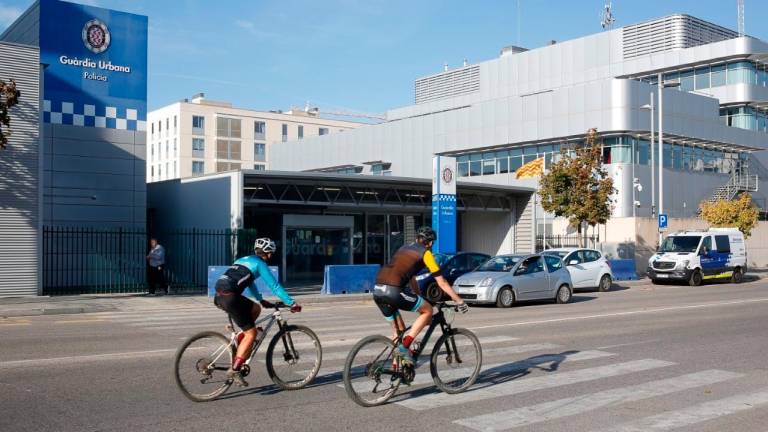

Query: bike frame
left=208, top=307, right=291, bottom=368
left=395, top=303, right=462, bottom=366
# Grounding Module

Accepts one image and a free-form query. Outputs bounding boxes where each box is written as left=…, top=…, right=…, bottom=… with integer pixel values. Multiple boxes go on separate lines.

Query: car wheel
left=598, top=274, right=612, bottom=292
left=555, top=285, right=572, bottom=304
left=495, top=287, right=515, bottom=308
left=731, top=267, right=744, bottom=284
left=688, top=269, right=703, bottom=287
left=424, top=283, right=443, bottom=304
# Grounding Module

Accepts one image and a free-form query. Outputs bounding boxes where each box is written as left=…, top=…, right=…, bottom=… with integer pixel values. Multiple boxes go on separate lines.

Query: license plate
left=656, top=273, right=669, bottom=278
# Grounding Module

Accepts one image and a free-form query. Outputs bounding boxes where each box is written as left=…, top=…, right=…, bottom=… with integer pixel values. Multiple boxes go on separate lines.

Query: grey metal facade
left=0, top=42, right=40, bottom=296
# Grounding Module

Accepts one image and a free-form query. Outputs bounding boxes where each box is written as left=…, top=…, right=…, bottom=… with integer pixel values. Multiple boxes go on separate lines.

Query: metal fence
left=42, top=226, right=259, bottom=295
left=535, top=234, right=600, bottom=252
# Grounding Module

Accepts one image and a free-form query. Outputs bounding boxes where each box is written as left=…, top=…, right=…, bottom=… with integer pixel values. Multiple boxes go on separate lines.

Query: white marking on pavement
left=454, top=369, right=743, bottom=431
left=0, top=348, right=192, bottom=369
left=397, top=359, right=675, bottom=411
left=469, top=298, right=768, bottom=330
left=596, top=389, right=768, bottom=432
left=320, top=342, right=558, bottom=362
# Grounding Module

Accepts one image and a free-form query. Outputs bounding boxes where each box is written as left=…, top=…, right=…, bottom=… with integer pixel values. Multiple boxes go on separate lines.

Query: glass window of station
left=636, top=59, right=768, bottom=91
left=456, top=136, right=743, bottom=179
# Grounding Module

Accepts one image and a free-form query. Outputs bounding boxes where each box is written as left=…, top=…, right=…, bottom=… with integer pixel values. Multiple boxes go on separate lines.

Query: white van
left=647, top=228, right=746, bottom=286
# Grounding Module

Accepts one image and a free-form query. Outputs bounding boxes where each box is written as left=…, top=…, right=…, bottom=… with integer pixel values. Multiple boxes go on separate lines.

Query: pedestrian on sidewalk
left=146, top=237, right=167, bottom=296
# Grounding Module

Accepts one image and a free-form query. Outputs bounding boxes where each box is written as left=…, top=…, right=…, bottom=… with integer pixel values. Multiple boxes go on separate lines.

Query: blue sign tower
left=432, top=156, right=457, bottom=254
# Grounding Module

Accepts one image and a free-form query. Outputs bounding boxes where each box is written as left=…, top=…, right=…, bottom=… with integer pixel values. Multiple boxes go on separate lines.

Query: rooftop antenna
left=601, top=1, right=615, bottom=30
left=737, top=0, right=745, bottom=36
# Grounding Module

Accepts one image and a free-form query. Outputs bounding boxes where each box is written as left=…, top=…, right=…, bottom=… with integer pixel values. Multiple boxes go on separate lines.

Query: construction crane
left=302, top=102, right=386, bottom=122
left=737, top=0, right=745, bottom=37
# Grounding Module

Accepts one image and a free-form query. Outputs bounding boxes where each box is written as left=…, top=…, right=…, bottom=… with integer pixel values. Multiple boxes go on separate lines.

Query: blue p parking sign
left=658, top=213, right=668, bottom=231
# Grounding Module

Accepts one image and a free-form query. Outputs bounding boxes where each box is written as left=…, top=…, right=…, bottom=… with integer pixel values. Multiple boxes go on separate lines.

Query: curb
left=1, top=304, right=117, bottom=318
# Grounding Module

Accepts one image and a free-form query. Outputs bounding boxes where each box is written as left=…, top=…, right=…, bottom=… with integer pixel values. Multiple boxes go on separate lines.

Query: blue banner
left=432, top=194, right=457, bottom=254
left=39, top=0, right=147, bottom=131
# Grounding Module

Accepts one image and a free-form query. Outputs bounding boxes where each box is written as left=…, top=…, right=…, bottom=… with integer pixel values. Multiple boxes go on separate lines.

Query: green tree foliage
left=539, top=128, right=615, bottom=245
left=0, top=78, right=21, bottom=150
left=699, top=192, right=759, bottom=238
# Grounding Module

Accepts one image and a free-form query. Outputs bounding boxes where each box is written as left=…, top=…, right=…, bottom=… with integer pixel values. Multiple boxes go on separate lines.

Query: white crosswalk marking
left=397, top=359, right=675, bottom=410
left=596, top=389, right=768, bottom=432
left=454, top=369, right=743, bottom=431
left=320, top=340, right=542, bottom=362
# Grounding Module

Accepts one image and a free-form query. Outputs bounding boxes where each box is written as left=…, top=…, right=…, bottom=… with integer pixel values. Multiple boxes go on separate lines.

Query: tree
left=0, top=78, right=21, bottom=150
left=539, top=128, right=615, bottom=246
left=699, top=192, right=759, bottom=238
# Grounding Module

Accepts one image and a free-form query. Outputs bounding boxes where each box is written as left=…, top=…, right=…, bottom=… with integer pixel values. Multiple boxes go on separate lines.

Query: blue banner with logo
left=39, top=0, right=147, bottom=131
left=432, top=156, right=457, bottom=254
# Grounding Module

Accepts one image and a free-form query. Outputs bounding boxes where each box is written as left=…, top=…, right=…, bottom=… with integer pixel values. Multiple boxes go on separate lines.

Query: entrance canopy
left=241, top=170, right=534, bottom=212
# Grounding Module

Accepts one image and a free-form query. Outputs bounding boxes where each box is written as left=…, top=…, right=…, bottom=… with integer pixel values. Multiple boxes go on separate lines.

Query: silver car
left=453, top=254, right=573, bottom=308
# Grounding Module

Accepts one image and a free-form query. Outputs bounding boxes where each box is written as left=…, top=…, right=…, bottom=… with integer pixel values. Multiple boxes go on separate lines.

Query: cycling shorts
left=213, top=278, right=256, bottom=331
left=372, top=284, right=425, bottom=321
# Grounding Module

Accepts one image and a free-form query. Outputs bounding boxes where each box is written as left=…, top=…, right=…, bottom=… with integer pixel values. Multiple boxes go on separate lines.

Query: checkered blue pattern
left=43, top=99, right=146, bottom=131
left=432, top=194, right=457, bottom=202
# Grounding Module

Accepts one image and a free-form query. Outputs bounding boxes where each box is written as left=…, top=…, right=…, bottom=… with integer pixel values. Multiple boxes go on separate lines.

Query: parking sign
left=658, top=213, right=668, bottom=231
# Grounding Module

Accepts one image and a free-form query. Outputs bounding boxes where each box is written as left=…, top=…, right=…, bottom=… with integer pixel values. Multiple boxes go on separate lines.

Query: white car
left=542, top=248, right=613, bottom=292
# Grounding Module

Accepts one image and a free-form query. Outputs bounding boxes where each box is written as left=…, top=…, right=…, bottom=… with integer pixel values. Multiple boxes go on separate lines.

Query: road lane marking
left=54, top=319, right=107, bottom=324
left=596, top=389, right=768, bottom=432
left=397, top=359, right=675, bottom=410
left=454, top=369, right=743, bottom=431
left=0, top=348, right=188, bottom=369
left=469, top=297, right=768, bottom=330
left=320, top=342, right=558, bottom=363
left=291, top=334, right=519, bottom=350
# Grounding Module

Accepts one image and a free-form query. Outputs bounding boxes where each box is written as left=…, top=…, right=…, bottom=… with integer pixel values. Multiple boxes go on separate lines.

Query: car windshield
left=543, top=250, right=569, bottom=258
left=659, top=236, right=701, bottom=253
left=477, top=256, right=521, bottom=272
left=433, top=253, right=451, bottom=266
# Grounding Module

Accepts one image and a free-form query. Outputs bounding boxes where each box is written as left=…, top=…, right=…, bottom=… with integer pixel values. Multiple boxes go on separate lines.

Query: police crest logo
left=82, top=19, right=111, bottom=54
left=441, top=166, right=453, bottom=184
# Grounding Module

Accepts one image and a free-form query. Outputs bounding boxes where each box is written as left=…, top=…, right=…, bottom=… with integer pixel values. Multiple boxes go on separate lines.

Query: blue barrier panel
left=207, top=265, right=279, bottom=300
left=609, top=259, right=638, bottom=281
left=322, top=265, right=380, bottom=295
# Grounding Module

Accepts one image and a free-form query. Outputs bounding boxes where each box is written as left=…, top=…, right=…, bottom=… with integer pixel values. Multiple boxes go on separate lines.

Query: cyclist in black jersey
left=373, top=226, right=468, bottom=365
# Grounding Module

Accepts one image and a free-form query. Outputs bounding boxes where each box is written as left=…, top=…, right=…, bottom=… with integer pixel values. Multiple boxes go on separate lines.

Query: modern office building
left=270, top=14, right=768, bottom=260
left=146, top=95, right=364, bottom=182
left=0, top=0, right=147, bottom=295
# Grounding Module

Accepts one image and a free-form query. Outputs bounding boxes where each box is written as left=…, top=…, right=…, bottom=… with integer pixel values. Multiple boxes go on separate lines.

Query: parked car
left=647, top=228, right=746, bottom=286
left=542, top=248, right=613, bottom=292
left=415, top=252, right=490, bottom=303
left=453, top=254, right=573, bottom=307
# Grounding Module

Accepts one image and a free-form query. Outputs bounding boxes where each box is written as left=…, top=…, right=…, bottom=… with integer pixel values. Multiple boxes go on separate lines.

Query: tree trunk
left=577, top=222, right=584, bottom=247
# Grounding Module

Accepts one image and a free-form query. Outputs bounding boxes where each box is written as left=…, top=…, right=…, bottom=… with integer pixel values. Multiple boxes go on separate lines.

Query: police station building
left=0, top=0, right=147, bottom=295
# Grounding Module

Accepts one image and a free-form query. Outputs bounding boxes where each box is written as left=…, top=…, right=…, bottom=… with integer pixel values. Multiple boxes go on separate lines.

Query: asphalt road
left=2, top=279, right=768, bottom=432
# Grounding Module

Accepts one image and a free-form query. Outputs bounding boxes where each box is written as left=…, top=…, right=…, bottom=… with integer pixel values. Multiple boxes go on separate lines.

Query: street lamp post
left=657, top=73, right=680, bottom=245
left=641, top=94, right=655, bottom=217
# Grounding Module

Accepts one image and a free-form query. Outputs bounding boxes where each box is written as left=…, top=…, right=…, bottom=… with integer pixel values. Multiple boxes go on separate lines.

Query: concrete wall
left=0, top=42, right=40, bottom=297
left=42, top=124, right=146, bottom=227
left=461, top=211, right=514, bottom=256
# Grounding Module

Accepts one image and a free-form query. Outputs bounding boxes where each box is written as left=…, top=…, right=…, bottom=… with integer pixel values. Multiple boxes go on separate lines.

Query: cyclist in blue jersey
left=213, top=237, right=301, bottom=386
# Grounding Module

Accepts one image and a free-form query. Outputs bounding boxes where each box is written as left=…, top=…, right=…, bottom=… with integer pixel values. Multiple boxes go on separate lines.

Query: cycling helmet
left=416, top=226, right=437, bottom=243
left=254, top=237, right=277, bottom=254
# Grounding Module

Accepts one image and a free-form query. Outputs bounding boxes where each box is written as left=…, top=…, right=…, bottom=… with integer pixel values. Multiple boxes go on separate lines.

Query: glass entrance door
left=285, top=228, right=350, bottom=284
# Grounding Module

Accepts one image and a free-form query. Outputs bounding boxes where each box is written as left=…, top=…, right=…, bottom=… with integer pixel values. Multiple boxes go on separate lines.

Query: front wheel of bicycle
left=174, top=331, right=234, bottom=402
left=266, top=325, right=322, bottom=390
left=430, top=327, right=482, bottom=394
left=343, top=334, right=401, bottom=407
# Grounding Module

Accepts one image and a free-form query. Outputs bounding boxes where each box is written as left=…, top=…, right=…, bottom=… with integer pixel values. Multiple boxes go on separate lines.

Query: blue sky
left=1, top=0, right=766, bottom=115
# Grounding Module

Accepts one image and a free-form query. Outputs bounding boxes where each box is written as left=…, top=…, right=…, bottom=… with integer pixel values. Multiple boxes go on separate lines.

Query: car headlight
left=679, top=260, right=689, bottom=269
left=414, top=273, right=429, bottom=281
left=478, top=277, right=495, bottom=287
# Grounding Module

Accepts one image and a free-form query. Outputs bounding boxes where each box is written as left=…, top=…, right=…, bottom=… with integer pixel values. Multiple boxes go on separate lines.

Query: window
left=510, top=148, right=523, bottom=172
left=217, top=117, right=242, bottom=138
left=254, top=164, right=266, bottom=171
left=165, top=162, right=169, bottom=178
left=319, top=127, right=329, bottom=136
left=173, top=138, right=177, bottom=153
left=457, top=155, right=469, bottom=177
left=158, top=120, right=162, bottom=133
left=680, top=70, right=694, bottom=92
left=711, top=64, right=726, bottom=87
left=469, top=153, right=481, bottom=176
left=254, top=143, right=266, bottom=162
left=165, top=118, right=169, bottom=136
left=216, top=161, right=241, bottom=172
left=173, top=115, right=177, bottom=131
left=727, top=61, right=756, bottom=85
left=165, top=141, right=169, bottom=158
left=544, top=255, right=563, bottom=272
left=254, top=121, right=266, bottom=140
left=516, top=256, right=544, bottom=275
left=216, top=139, right=241, bottom=160
left=158, top=164, right=162, bottom=178
left=700, top=236, right=713, bottom=254
left=695, top=67, right=710, bottom=90
left=715, top=235, right=731, bottom=253
left=468, top=254, right=489, bottom=269
left=496, top=150, right=509, bottom=174
left=150, top=143, right=154, bottom=159
left=150, top=165, right=154, bottom=178
left=282, top=123, right=288, bottom=142
left=298, top=125, right=304, bottom=139
left=565, top=252, right=581, bottom=265
left=173, top=161, right=176, bottom=178
left=583, top=250, right=601, bottom=262
left=192, top=115, right=205, bottom=134
left=192, top=161, right=204, bottom=176
left=192, top=138, right=205, bottom=151
left=151, top=122, right=154, bottom=138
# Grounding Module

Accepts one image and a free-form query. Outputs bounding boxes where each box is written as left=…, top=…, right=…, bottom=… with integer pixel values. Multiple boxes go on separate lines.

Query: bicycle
left=173, top=302, right=322, bottom=402
left=342, top=301, right=482, bottom=407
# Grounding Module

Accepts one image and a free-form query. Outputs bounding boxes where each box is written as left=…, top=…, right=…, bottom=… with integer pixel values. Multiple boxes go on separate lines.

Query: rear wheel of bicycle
left=430, top=328, right=482, bottom=394
left=343, top=334, right=401, bottom=407
left=174, top=331, right=234, bottom=402
left=266, top=325, right=322, bottom=390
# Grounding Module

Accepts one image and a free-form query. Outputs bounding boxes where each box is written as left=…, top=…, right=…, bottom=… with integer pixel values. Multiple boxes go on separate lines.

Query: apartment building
left=147, top=94, right=364, bottom=182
